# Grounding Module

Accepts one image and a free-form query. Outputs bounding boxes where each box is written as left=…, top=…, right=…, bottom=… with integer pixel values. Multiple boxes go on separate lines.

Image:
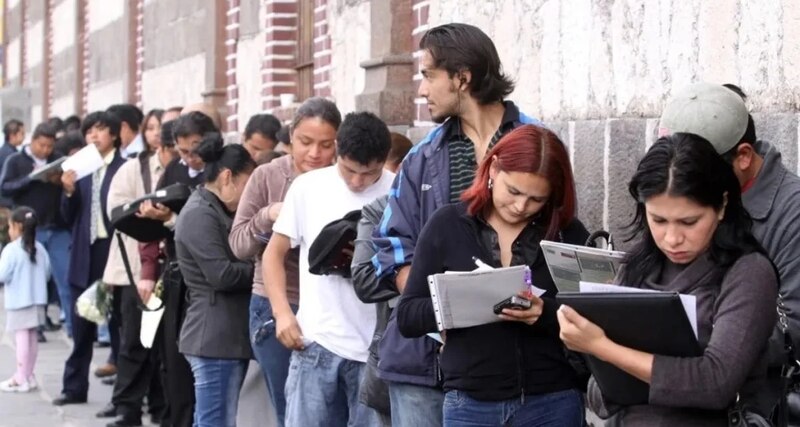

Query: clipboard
left=28, top=157, right=67, bottom=181
left=556, top=292, right=702, bottom=405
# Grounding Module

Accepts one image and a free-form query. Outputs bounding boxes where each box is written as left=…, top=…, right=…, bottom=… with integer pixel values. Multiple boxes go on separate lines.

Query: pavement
left=0, top=289, right=278, bottom=427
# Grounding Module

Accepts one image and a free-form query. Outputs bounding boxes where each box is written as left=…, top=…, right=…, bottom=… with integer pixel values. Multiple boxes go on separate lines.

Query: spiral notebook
left=428, top=265, right=532, bottom=331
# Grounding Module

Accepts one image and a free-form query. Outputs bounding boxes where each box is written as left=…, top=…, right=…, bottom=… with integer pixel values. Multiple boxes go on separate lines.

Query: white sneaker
left=27, top=375, right=38, bottom=390
left=0, top=378, right=30, bottom=392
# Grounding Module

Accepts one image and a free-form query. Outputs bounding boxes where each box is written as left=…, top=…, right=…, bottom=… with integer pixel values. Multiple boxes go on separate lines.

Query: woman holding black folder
left=396, top=124, right=589, bottom=426
left=557, top=133, right=778, bottom=426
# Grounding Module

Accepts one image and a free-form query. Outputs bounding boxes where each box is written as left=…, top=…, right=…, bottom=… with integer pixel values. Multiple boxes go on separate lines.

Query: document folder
left=556, top=292, right=702, bottom=405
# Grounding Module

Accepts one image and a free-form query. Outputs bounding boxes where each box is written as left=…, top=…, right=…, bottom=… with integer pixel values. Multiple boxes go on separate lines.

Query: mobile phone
left=493, top=295, right=532, bottom=315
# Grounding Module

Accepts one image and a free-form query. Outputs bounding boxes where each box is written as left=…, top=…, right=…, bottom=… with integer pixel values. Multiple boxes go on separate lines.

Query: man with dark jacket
left=52, top=111, right=127, bottom=406
left=1, top=123, right=72, bottom=334
left=370, top=23, right=542, bottom=426
left=659, top=82, right=800, bottom=423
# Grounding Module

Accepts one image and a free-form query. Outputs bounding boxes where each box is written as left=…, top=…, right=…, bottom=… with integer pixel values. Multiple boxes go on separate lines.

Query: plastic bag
left=76, top=280, right=112, bottom=325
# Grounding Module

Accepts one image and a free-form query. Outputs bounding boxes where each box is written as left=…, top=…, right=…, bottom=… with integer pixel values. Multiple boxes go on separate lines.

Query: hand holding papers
left=429, top=264, right=546, bottom=331
left=28, top=157, right=67, bottom=181
left=556, top=281, right=701, bottom=405
left=61, top=143, right=105, bottom=181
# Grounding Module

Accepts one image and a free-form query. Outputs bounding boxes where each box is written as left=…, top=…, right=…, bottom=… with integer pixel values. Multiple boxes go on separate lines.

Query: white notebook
left=428, top=265, right=532, bottom=331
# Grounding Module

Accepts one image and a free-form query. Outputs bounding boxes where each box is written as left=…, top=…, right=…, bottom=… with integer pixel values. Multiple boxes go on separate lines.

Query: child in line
left=0, top=207, right=51, bottom=392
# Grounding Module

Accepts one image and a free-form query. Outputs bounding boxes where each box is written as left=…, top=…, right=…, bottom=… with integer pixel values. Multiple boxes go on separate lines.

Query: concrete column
left=355, top=0, right=415, bottom=127
left=203, top=0, right=228, bottom=127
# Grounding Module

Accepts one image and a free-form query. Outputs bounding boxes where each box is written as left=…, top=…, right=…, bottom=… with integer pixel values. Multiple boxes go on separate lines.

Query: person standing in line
left=370, top=23, right=544, bottom=426
left=52, top=111, right=127, bottom=406
left=241, top=113, right=282, bottom=161
left=176, top=134, right=256, bottom=427
left=264, top=111, right=395, bottom=426
left=230, top=98, right=341, bottom=427
left=0, top=208, right=51, bottom=393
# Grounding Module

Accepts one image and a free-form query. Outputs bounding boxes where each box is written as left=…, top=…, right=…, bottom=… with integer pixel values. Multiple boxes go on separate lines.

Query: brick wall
left=225, top=0, right=240, bottom=130
left=411, top=0, right=430, bottom=126
left=261, top=0, right=297, bottom=111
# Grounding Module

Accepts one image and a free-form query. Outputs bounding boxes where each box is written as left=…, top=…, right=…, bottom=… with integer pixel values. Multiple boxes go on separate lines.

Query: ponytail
left=11, top=207, right=38, bottom=263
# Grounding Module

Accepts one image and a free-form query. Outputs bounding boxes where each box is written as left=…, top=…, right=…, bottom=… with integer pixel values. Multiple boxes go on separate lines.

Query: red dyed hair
left=461, top=124, right=577, bottom=240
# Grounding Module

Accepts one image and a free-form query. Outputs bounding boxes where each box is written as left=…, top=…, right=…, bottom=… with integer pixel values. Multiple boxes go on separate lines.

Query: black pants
left=62, top=238, right=111, bottom=399
left=111, top=285, right=166, bottom=419
left=160, top=268, right=194, bottom=427
left=108, top=286, right=122, bottom=365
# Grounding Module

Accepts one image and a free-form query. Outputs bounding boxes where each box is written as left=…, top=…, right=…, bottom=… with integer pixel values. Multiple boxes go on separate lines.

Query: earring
left=488, top=178, right=493, bottom=189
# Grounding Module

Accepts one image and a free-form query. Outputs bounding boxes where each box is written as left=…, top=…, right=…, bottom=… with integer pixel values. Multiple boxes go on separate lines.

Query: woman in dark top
left=558, top=134, right=778, bottom=427
left=174, top=133, right=256, bottom=427
left=396, top=124, right=589, bottom=427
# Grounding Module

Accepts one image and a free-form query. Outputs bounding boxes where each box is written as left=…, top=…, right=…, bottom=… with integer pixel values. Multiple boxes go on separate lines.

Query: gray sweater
left=588, top=252, right=778, bottom=426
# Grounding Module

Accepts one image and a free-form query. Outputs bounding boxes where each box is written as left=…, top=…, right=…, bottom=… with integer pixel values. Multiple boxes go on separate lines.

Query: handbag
left=729, top=394, right=773, bottom=427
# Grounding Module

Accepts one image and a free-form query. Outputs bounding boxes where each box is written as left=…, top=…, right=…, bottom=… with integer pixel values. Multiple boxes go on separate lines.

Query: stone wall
left=327, top=0, right=370, bottom=115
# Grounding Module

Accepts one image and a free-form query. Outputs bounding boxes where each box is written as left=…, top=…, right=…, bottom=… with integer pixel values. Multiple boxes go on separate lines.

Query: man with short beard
left=370, top=23, right=542, bottom=427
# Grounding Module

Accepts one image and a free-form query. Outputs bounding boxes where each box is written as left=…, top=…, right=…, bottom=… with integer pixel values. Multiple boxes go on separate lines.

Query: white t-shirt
left=273, top=164, right=395, bottom=362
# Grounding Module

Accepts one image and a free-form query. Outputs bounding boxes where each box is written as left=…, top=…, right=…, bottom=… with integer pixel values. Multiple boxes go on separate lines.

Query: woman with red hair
left=395, top=124, right=589, bottom=426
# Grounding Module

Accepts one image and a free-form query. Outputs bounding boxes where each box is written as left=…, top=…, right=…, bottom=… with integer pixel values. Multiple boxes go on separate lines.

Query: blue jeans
left=388, top=381, right=444, bottom=427
left=443, top=389, right=584, bottom=427
left=249, top=295, right=297, bottom=427
left=185, top=355, right=248, bottom=427
left=36, top=227, right=71, bottom=332
left=285, top=343, right=378, bottom=427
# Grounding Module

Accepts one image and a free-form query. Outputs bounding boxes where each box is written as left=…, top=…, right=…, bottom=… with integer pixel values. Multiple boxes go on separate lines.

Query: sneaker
left=0, top=378, right=31, bottom=393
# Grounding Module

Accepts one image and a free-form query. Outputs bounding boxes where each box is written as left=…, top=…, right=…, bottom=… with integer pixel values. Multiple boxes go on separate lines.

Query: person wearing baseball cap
left=660, top=82, right=800, bottom=423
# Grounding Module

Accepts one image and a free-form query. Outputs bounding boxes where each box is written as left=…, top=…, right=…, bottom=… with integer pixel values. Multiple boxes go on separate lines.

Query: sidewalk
left=0, top=289, right=117, bottom=427
left=0, top=288, right=278, bottom=427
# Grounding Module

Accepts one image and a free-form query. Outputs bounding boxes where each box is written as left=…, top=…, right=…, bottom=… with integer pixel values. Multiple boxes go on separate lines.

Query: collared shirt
left=447, top=106, right=520, bottom=202
left=180, top=159, right=204, bottom=179
left=24, top=146, right=47, bottom=169
left=95, top=149, right=116, bottom=239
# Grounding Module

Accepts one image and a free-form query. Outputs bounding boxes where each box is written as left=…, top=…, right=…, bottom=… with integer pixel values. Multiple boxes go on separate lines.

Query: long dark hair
left=620, top=133, right=763, bottom=285
left=11, top=207, right=38, bottom=263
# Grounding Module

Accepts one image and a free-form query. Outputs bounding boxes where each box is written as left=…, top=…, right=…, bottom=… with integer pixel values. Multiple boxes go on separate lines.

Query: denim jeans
left=185, top=355, right=249, bottom=427
left=36, top=227, right=71, bottom=333
left=443, top=388, right=584, bottom=427
left=249, top=295, right=297, bottom=427
left=388, top=381, right=444, bottom=427
left=285, top=343, right=378, bottom=427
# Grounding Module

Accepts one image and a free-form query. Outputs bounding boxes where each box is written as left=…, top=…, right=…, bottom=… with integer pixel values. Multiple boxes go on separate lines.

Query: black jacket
left=0, top=143, right=19, bottom=208
left=1, top=150, right=67, bottom=228
left=396, top=202, right=589, bottom=401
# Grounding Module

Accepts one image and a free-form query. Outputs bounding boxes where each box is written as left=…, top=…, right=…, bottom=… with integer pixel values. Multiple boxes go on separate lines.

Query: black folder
left=110, top=183, right=192, bottom=242
left=556, top=292, right=701, bottom=405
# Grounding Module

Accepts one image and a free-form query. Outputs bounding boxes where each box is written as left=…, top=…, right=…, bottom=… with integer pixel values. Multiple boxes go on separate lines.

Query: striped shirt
left=448, top=125, right=511, bottom=202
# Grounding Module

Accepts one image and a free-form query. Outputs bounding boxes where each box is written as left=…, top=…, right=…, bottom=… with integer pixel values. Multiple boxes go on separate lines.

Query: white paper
left=139, top=296, right=165, bottom=348
left=61, top=143, right=105, bottom=180
left=578, top=281, right=698, bottom=339
left=427, top=333, right=444, bottom=344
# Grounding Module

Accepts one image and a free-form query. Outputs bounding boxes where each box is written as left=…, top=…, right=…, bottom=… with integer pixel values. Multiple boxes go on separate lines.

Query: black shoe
left=96, top=341, right=111, bottom=348
left=44, top=317, right=62, bottom=331
left=150, top=413, right=162, bottom=425
left=101, top=375, right=116, bottom=386
left=96, top=402, right=118, bottom=418
left=106, top=417, right=142, bottom=427
left=37, top=330, right=47, bottom=343
left=52, top=394, right=87, bottom=406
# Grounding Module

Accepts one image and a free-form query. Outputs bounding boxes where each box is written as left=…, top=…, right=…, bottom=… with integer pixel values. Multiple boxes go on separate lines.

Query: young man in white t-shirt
left=264, top=111, right=395, bottom=426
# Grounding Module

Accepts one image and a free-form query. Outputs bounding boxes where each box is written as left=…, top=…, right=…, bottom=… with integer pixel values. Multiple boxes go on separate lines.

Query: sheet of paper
left=61, top=143, right=104, bottom=180
left=578, top=281, right=698, bottom=339
left=28, top=157, right=67, bottom=181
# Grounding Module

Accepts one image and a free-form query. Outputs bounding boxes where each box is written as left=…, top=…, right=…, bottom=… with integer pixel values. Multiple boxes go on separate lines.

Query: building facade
left=3, top=0, right=800, bottom=242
